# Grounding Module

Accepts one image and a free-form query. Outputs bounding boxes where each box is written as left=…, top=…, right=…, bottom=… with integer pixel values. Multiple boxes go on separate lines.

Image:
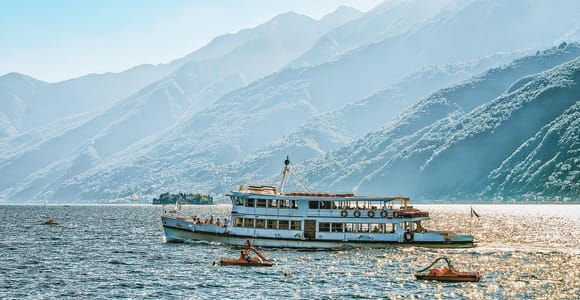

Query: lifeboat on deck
left=219, top=241, right=274, bottom=267
left=415, top=257, right=481, bottom=282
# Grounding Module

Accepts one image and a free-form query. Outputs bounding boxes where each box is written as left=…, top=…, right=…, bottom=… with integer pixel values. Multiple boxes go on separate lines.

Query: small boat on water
left=43, top=219, right=59, bottom=225
left=161, top=157, right=475, bottom=249
left=219, top=241, right=274, bottom=267
left=415, top=257, right=481, bottom=282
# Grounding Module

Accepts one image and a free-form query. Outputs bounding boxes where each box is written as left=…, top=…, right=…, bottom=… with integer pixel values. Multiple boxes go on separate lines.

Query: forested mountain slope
left=304, top=44, right=580, bottom=200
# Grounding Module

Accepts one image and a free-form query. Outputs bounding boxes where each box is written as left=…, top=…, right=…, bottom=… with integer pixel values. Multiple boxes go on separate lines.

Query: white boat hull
left=162, top=217, right=474, bottom=249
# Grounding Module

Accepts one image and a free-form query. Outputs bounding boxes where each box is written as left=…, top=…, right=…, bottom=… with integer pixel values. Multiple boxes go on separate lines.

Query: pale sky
left=0, top=0, right=382, bottom=82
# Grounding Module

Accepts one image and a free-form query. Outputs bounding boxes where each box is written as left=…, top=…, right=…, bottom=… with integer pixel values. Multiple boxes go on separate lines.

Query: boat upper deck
left=228, top=185, right=410, bottom=203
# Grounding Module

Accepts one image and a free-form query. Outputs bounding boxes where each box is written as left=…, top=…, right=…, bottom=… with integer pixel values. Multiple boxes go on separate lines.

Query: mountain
left=4, top=1, right=580, bottom=203
left=483, top=101, right=580, bottom=200
left=28, top=0, right=580, bottom=203
left=0, top=64, right=179, bottom=138
left=0, top=6, right=362, bottom=140
left=0, top=8, right=361, bottom=203
left=303, top=43, right=580, bottom=200
left=143, top=0, right=580, bottom=163
left=288, top=0, right=456, bottom=68
left=0, top=73, right=47, bottom=137
left=186, top=52, right=524, bottom=190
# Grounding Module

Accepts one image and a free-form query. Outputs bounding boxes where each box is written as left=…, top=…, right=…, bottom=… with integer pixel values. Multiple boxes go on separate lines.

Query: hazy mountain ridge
left=0, top=8, right=361, bottom=202
left=2, top=0, right=580, bottom=203
left=288, top=0, right=457, bottom=68
left=0, top=64, right=180, bottom=138
left=48, top=43, right=574, bottom=202
left=176, top=52, right=525, bottom=193
left=303, top=44, right=580, bottom=201
left=0, top=73, right=47, bottom=137
left=26, top=0, right=580, bottom=202
left=121, top=0, right=580, bottom=168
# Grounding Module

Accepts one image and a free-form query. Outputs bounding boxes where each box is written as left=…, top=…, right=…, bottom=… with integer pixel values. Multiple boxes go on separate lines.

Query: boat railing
left=308, top=206, right=429, bottom=218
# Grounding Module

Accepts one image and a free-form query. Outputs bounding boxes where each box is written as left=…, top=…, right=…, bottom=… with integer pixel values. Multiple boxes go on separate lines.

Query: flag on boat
left=470, top=206, right=480, bottom=219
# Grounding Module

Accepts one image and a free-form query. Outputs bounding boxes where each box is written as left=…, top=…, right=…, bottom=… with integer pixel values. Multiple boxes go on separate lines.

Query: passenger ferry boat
left=161, top=158, right=474, bottom=249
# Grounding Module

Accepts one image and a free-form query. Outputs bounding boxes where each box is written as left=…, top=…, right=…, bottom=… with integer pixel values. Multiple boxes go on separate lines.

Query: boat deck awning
left=229, top=191, right=410, bottom=202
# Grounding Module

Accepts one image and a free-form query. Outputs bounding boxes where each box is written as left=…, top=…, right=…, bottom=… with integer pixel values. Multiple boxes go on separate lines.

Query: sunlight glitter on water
left=0, top=204, right=578, bottom=299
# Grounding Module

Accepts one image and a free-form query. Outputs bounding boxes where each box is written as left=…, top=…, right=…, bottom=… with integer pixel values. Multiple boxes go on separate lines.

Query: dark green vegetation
left=152, top=192, right=213, bottom=205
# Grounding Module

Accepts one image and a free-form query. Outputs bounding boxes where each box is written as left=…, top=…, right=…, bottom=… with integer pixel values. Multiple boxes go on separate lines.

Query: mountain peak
left=0, top=72, right=46, bottom=89
left=269, top=11, right=314, bottom=24
left=321, top=5, right=362, bottom=24
left=0, top=72, right=41, bottom=82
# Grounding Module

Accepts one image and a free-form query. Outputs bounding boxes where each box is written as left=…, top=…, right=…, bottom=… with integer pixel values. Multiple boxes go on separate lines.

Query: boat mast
left=279, top=156, right=291, bottom=194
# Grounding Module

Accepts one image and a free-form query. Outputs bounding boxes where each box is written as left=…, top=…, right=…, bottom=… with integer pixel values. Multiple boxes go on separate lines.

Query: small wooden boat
left=43, top=219, right=59, bottom=225
left=219, top=241, right=274, bottom=267
left=415, top=257, right=481, bottom=282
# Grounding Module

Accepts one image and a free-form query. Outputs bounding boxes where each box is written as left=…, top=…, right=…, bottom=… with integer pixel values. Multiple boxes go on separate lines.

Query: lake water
left=0, top=204, right=578, bottom=299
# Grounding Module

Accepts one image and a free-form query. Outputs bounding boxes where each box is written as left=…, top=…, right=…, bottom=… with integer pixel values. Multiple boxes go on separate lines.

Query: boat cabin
left=227, top=185, right=430, bottom=242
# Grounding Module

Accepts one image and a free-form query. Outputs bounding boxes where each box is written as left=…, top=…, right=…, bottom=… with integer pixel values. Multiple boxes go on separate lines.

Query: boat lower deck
left=162, top=222, right=474, bottom=249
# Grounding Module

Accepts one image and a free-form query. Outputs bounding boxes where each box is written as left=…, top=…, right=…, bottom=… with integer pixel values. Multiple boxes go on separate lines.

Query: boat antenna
left=279, top=156, right=291, bottom=194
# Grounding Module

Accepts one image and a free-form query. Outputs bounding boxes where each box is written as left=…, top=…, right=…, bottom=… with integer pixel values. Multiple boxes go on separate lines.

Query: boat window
left=371, top=224, right=381, bottom=233
left=267, top=199, right=277, bottom=208
left=256, top=199, right=267, bottom=208
left=359, top=224, right=369, bottom=233
left=255, top=219, right=266, bottom=229
left=290, top=200, right=298, bottom=209
left=243, top=218, right=254, bottom=228
left=234, top=217, right=243, bottom=227
left=308, top=201, right=319, bottom=209
left=279, top=200, right=289, bottom=209
left=386, top=223, right=395, bottom=233
left=290, top=220, right=301, bottom=230
left=331, top=223, right=344, bottom=232
left=279, top=220, right=289, bottom=230
left=318, top=222, right=330, bottom=232
left=246, top=198, right=255, bottom=207
left=320, top=201, right=333, bottom=209
left=345, top=223, right=355, bottom=232
left=267, top=220, right=278, bottom=229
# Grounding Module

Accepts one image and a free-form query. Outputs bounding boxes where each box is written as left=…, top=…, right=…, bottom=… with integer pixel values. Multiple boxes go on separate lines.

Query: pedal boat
left=219, top=257, right=274, bottom=267
left=219, top=243, right=274, bottom=267
left=415, top=257, right=481, bottom=282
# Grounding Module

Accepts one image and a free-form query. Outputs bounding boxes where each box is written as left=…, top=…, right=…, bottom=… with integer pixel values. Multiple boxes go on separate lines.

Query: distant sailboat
left=166, top=196, right=182, bottom=214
